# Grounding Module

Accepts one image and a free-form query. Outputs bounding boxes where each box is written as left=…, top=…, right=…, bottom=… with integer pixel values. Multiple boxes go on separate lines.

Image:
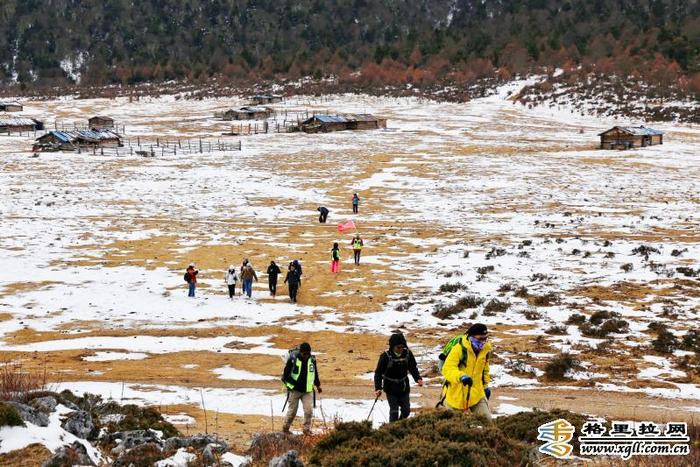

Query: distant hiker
left=224, top=265, right=239, bottom=299
left=350, top=234, right=363, bottom=265
left=240, top=262, right=258, bottom=298
left=292, top=259, right=303, bottom=284
left=331, top=242, right=341, bottom=273
left=184, top=263, right=198, bottom=297
left=284, top=264, right=301, bottom=303
left=240, top=258, right=249, bottom=275
left=282, top=342, right=321, bottom=434
left=373, top=332, right=423, bottom=422
left=267, top=261, right=282, bottom=297
left=352, top=193, right=360, bottom=214
left=440, top=323, right=492, bottom=422
left=318, top=206, right=329, bottom=223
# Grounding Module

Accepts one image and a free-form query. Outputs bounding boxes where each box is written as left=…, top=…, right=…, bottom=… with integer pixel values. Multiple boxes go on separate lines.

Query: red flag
left=337, top=219, right=356, bottom=232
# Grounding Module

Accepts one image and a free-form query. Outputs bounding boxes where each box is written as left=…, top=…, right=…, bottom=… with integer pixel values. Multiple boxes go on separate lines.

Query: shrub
left=566, top=313, right=586, bottom=325
left=648, top=322, right=668, bottom=334
left=514, top=286, right=529, bottom=298
left=682, top=330, right=700, bottom=353
left=483, top=299, right=511, bottom=315
left=433, top=295, right=484, bottom=319
left=604, top=251, right=615, bottom=258
left=620, top=263, right=633, bottom=272
left=498, top=282, right=515, bottom=292
left=485, top=247, right=506, bottom=259
left=0, top=401, right=25, bottom=427
left=581, top=319, right=629, bottom=338
left=522, top=309, right=541, bottom=320
left=676, top=267, right=699, bottom=277
left=106, top=405, right=179, bottom=439
left=527, top=292, right=560, bottom=307
left=652, top=329, right=679, bottom=354
left=589, top=310, right=616, bottom=325
left=671, top=248, right=687, bottom=257
left=631, top=245, right=660, bottom=257
left=308, top=410, right=529, bottom=467
left=496, top=409, right=588, bottom=449
left=0, top=362, right=46, bottom=402
left=476, top=265, right=495, bottom=275
left=530, top=273, right=550, bottom=282
left=545, top=325, right=568, bottom=335
left=439, top=283, right=466, bottom=293
left=544, top=353, right=580, bottom=380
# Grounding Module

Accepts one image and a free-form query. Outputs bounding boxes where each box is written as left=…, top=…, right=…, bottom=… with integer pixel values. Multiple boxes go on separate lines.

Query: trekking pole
left=313, top=389, right=316, bottom=409
left=366, top=394, right=381, bottom=421
left=464, top=383, right=472, bottom=414
left=281, top=390, right=290, bottom=413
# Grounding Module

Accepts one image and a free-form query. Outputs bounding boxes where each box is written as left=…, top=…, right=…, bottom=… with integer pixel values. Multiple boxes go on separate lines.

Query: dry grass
left=0, top=360, right=48, bottom=401
left=0, top=444, right=52, bottom=466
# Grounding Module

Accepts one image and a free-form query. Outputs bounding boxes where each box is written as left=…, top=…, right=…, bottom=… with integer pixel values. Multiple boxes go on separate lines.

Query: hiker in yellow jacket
left=441, top=323, right=493, bottom=422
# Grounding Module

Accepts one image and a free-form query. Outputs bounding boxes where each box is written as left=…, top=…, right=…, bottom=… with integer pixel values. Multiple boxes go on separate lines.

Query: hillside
left=1, top=0, right=699, bottom=109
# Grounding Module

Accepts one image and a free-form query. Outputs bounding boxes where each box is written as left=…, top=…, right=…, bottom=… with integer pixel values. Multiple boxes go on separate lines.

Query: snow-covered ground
left=1, top=81, right=700, bottom=458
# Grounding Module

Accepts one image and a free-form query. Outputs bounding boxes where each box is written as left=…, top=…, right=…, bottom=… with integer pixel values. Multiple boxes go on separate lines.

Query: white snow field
left=1, top=81, right=700, bottom=458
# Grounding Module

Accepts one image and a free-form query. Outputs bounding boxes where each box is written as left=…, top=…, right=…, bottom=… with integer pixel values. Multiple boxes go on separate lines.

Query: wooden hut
left=0, top=117, right=43, bottom=134
left=598, top=126, right=664, bottom=150
left=0, top=101, right=23, bottom=112
left=89, top=116, right=115, bottom=130
left=250, top=94, right=283, bottom=105
left=222, top=106, right=273, bottom=121
left=300, top=114, right=387, bottom=133
left=32, top=130, right=122, bottom=152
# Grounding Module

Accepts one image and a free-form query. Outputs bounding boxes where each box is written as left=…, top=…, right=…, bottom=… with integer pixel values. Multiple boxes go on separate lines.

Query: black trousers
left=319, top=212, right=328, bottom=223
left=227, top=284, right=236, bottom=298
left=352, top=204, right=358, bottom=214
left=353, top=249, right=361, bottom=264
left=288, top=283, right=298, bottom=302
left=269, top=276, right=278, bottom=296
left=386, top=391, right=410, bottom=422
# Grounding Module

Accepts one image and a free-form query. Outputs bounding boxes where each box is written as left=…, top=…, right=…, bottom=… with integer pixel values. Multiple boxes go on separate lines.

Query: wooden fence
left=76, top=137, right=242, bottom=157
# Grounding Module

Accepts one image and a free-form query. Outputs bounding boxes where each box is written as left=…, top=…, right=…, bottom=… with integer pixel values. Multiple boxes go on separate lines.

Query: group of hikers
left=186, top=259, right=304, bottom=302
left=183, top=193, right=365, bottom=301
left=281, top=323, right=493, bottom=433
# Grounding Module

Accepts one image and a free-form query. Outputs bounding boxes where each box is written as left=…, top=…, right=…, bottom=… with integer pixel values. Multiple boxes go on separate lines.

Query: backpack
left=439, top=335, right=468, bottom=367
left=184, top=272, right=190, bottom=283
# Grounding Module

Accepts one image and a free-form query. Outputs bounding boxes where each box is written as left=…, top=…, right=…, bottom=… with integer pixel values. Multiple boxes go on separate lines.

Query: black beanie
left=467, top=323, right=488, bottom=336
left=388, top=332, right=407, bottom=347
left=300, top=342, right=311, bottom=352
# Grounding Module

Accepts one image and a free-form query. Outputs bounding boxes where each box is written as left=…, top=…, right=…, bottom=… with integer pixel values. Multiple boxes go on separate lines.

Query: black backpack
left=184, top=272, right=190, bottom=283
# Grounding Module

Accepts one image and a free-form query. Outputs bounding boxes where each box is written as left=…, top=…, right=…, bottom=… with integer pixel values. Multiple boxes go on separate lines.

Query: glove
left=460, top=375, right=473, bottom=386
left=485, top=387, right=491, bottom=399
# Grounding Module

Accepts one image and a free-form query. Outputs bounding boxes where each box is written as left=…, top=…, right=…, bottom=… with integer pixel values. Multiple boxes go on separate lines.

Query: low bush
left=527, top=292, right=560, bottom=307
left=308, top=410, right=529, bottom=467
left=682, top=330, right=700, bottom=353
left=106, top=405, right=179, bottom=439
left=522, top=309, right=541, bottom=320
left=485, top=247, right=507, bottom=259
left=676, top=267, right=699, bottom=277
left=589, top=310, right=616, bottom=325
left=439, top=283, right=466, bottom=293
left=620, top=263, right=633, bottom=272
left=652, top=329, right=679, bottom=354
left=545, top=325, right=568, bottom=335
left=566, top=313, right=586, bottom=325
left=631, top=245, right=660, bottom=258
left=433, top=295, right=484, bottom=319
left=581, top=319, right=629, bottom=338
left=0, top=401, right=25, bottom=427
left=544, top=353, right=580, bottom=380
left=514, top=286, right=529, bottom=298
left=496, top=409, right=588, bottom=450
left=476, top=265, right=495, bottom=275
left=482, top=299, right=510, bottom=315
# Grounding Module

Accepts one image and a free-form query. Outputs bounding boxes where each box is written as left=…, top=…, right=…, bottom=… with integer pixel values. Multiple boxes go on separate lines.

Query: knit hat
left=229, top=265, right=235, bottom=270
left=467, top=323, right=488, bottom=336
left=299, top=342, right=311, bottom=352
left=388, top=332, right=407, bottom=347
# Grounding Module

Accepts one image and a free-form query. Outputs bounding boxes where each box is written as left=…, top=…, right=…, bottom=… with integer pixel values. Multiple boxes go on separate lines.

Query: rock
left=62, top=410, right=95, bottom=439
left=29, top=396, right=58, bottom=414
left=112, top=442, right=163, bottom=467
left=98, top=413, right=125, bottom=425
left=42, top=441, right=95, bottom=467
left=5, top=401, right=49, bottom=427
left=202, top=444, right=216, bottom=464
left=163, top=434, right=228, bottom=452
left=269, top=449, right=303, bottom=467
left=109, top=429, right=162, bottom=455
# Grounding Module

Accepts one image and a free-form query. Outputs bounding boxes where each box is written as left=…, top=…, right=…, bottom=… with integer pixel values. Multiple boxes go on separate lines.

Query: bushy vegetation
left=544, top=353, right=580, bottom=380
left=308, top=410, right=529, bottom=467
left=0, top=401, right=24, bottom=428
left=482, top=299, right=510, bottom=316
left=433, top=295, right=484, bottom=319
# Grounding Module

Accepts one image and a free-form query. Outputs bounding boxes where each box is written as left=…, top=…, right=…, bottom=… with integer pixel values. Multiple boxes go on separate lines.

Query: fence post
left=199, top=138, right=203, bottom=153
left=156, top=137, right=159, bottom=147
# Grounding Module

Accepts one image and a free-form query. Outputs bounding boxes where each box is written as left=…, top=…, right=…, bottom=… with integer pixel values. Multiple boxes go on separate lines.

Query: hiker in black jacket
left=267, top=261, right=282, bottom=297
left=317, top=206, right=329, bottom=223
left=284, top=264, right=301, bottom=303
left=373, top=332, right=423, bottom=422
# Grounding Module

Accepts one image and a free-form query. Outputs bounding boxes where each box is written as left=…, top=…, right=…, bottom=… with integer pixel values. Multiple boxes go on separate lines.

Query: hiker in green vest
left=281, top=342, right=322, bottom=434
left=350, top=234, right=363, bottom=265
